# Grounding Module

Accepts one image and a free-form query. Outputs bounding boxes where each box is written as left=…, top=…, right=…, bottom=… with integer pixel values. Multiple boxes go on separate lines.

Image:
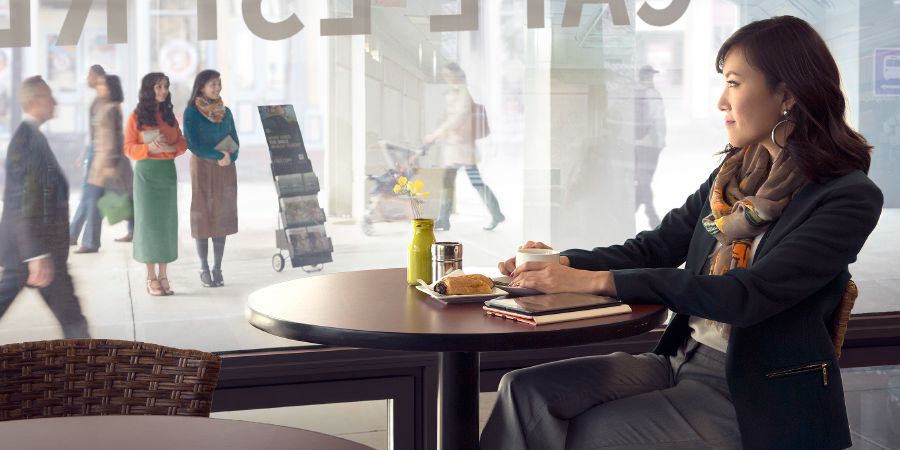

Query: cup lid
left=432, top=241, right=462, bottom=260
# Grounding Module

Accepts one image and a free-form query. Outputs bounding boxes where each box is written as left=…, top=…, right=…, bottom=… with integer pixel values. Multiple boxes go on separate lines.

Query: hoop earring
left=771, top=109, right=791, bottom=149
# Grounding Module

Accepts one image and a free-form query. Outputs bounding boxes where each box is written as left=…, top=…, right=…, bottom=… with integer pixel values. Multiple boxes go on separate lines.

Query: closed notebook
left=483, top=293, right=632, bottom=326
left=140, top=129, right=160, bottom=144
left=215, top=135, right=239, bottom=153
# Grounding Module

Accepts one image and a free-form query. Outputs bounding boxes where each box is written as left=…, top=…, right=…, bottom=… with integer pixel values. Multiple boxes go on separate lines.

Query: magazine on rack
left=280, top=195, right=326, bottom=227
left=275, top=172, right=319, bottom=197
left=271, top=157, right=312, bottom=176
left=286, top=225, right=333, bottom=256
left=258, top=104, right=307, bottom=157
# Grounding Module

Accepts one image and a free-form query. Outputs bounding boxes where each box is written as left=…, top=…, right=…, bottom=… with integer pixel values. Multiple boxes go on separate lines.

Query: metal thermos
left=432, top=242, right=463, bottom=281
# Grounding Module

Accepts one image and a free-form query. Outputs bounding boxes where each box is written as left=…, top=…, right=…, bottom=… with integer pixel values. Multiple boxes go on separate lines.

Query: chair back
left=831, top=280, right=858, bottom=358
left=0, top=339, right=221, bottom=421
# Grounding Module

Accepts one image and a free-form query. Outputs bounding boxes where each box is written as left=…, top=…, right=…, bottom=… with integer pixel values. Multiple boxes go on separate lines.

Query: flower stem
left=409, top=197, right=418, bottom=219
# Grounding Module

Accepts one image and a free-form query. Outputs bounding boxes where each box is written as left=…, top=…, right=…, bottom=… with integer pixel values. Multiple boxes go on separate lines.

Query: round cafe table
left=247, top=268, right=667, bottom=450
left=0, top=415, right=372, bottom=450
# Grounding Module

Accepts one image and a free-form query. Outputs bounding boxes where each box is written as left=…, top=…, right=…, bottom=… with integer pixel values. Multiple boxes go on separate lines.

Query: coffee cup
left=515, top=248, right=561, bottom=268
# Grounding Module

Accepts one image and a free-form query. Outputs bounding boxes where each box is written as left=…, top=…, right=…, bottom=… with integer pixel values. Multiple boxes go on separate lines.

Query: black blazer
left=562, top=167, right=882, bottom=450
left=0, top=121, right=70, bottom=266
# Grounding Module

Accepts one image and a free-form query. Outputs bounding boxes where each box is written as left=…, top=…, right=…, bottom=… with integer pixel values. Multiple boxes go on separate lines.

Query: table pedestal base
left=439, top=351, right=480, bottom=450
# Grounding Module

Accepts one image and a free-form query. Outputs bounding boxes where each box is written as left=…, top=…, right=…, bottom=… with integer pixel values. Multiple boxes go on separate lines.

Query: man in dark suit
left=0, top=76, right=90, bottom=338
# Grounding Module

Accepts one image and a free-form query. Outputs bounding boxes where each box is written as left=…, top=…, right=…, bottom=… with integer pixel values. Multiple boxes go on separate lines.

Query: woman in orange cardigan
left=124, top=73, right=187, bottom=296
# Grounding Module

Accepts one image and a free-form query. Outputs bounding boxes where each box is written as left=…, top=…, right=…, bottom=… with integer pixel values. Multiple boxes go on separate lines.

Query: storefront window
left=0, top=1, right=897, bottom=351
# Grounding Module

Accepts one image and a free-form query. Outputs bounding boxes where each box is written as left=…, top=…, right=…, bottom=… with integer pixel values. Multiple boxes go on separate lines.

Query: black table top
left=0, top=415, right=373, bottom=450
left=247, top=268, right=667, bottom=352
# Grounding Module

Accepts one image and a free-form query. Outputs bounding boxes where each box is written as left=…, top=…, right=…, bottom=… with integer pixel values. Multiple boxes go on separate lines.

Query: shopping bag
left=97, top=191, right=132, bottom=225
left=472, top=103, right=490, bottom=140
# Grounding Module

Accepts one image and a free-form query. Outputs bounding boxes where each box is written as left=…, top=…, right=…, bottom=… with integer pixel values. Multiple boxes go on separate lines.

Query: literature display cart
left=258, top=105, right=333, bottom=272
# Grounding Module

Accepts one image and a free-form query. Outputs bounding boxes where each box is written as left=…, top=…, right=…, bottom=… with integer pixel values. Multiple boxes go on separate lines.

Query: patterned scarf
left=703, top=144, right=806, bottom=276
left=195, top=96, right=225, bottom=123
left=702, top=144, right=806, bottom=337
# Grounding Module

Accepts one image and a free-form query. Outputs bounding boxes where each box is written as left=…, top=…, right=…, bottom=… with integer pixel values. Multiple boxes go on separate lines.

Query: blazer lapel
left=689, top=231, right=716, bottom=275
left=754, top=181, right=820, bottom=260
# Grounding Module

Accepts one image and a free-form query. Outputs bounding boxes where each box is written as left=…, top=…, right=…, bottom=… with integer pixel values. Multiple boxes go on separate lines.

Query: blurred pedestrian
left=70, top=64, right=107, bottom=248
left=424, top=62, right=504, bottom=231
left=634, top=65, right=667, bottom=229
left=0, top=76, right=90, bottom=338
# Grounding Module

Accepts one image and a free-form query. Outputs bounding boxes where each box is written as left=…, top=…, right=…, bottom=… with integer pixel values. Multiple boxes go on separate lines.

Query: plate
left=414, top=285, right=507, bottom=304
left=492, top=276, right=544, bottom=297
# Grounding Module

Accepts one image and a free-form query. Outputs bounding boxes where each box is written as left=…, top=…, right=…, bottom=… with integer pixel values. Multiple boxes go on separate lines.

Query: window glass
left=0, top=1, right=896, bottom=351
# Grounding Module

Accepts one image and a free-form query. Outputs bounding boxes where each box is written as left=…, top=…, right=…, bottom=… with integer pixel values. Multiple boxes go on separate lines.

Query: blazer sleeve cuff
left=560, top=249, right=611, bottom=271
left=611, top=269, right=664, bottom=305
left=23, top=253, right=50, bottom=263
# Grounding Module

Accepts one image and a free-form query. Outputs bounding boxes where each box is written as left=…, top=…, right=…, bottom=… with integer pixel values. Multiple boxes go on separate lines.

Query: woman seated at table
left=480, top=16, right=882, bottom=450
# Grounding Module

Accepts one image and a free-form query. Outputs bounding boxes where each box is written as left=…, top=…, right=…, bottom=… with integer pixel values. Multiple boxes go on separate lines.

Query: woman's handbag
left=472, top=103, right=490, bottom=140
left=97, top=190, right=133, bottom=225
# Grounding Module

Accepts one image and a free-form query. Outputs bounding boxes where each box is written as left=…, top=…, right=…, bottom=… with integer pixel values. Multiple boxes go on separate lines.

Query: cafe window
left=0, top=0, right=897, bottom=353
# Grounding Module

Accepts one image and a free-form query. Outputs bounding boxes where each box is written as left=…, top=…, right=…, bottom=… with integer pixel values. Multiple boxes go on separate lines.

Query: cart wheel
left=302, top=264, right=324, bottom=273
left=272, top=253, right=285, bottom=272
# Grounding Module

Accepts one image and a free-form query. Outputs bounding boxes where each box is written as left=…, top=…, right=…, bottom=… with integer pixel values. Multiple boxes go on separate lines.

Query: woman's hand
left=147, top=140, right=163, bottom=155
left=218, top=153, right=231, bottom=167
left=155, top=135, right=176, bottom=154
left=509, top=262, right=615, bottom=296
left=497, top=241, right=570, bottom=276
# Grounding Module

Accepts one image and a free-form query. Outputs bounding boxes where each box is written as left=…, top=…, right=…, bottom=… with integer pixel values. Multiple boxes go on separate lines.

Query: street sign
left=874, top=48, right=900, bottom=96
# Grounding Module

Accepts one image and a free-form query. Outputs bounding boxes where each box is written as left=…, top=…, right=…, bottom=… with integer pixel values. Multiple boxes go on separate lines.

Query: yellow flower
left=393, top=184, right=402, bottom=194
left=417, top=191, right=430, bottom=197
left=410, top=179, right=424, bottom=194
left=397, top=176, right=408, bottom=186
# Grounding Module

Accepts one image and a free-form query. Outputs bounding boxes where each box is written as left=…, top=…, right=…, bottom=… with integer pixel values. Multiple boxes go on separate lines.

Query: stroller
left=362, top=142, right=431, bottom=236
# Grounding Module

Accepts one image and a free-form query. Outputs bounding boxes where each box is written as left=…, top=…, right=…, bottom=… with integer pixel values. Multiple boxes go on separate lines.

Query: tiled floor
left=843, top=365, right=900, bottom=449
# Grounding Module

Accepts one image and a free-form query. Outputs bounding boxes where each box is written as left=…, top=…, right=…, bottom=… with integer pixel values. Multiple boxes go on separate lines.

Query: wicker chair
left=831, top=280, right=858, bottom=358
left=0, top=339, right=221, bottom=421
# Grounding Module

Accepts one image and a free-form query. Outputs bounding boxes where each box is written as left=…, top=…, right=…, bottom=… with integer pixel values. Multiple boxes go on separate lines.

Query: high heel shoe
left=158, top=277, right=174, bottom=295
left=146, top=279, right=165, bottom=296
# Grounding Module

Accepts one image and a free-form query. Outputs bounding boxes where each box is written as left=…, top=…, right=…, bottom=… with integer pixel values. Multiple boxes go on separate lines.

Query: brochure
left=214, top=135, right=239, bottom=153
left=140, top=129, right=160, bottom=144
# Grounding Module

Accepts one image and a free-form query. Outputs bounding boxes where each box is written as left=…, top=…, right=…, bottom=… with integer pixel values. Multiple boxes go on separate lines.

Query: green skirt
left=133, top=159, right=178, bottom=263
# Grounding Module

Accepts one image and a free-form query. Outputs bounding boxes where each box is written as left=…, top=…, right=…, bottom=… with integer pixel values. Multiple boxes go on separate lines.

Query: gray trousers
left=480, top=338, right=741, bottom=449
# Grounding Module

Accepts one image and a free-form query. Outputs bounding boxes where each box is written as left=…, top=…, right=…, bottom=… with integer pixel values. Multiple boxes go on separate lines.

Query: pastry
left=434, top=274, right=494, bottom=295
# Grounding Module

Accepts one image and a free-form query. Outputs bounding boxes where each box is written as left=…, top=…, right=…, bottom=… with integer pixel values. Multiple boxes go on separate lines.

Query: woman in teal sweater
left=183, top=69, right=240, bottom=287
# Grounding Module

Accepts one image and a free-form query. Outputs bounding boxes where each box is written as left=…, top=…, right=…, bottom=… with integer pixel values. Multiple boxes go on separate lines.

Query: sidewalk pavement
left=0, top=180, right=522, bottom=352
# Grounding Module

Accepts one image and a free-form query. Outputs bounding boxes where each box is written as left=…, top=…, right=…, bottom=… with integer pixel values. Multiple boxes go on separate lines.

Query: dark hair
left=715, top=16, right=871, bottom=179
left=135, top=72, right=176, bottom=130
left=104, top=74, right=123, bottom=103
left=188, top=69, right=221, bottom=106
left=89, top=64, right=106, bottom=76
left=444, top=62, right=467, bottom=83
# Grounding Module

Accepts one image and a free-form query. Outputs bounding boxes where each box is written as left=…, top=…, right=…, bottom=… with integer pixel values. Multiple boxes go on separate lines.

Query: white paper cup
left=515, top=248, right=561, bottom=268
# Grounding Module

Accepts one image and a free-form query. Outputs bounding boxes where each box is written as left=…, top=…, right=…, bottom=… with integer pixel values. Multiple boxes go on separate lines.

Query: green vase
left=407, top=219, right=436, bottom=286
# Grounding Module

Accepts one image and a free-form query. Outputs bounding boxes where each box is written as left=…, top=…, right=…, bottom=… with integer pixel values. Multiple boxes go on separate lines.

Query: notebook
left=483, top=293, right=632, bottom=326
left=215, top=135, right=239, bottom=153
left=140, top=129, right=160, bottom=144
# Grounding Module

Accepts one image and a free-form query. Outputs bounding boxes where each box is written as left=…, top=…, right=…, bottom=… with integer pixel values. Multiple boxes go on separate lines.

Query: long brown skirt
left=190, top=154, right=238, bottom=239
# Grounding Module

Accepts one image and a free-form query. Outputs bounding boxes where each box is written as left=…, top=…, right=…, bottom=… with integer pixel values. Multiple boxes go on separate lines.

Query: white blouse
left=689, top=231, right=766, bottom=353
